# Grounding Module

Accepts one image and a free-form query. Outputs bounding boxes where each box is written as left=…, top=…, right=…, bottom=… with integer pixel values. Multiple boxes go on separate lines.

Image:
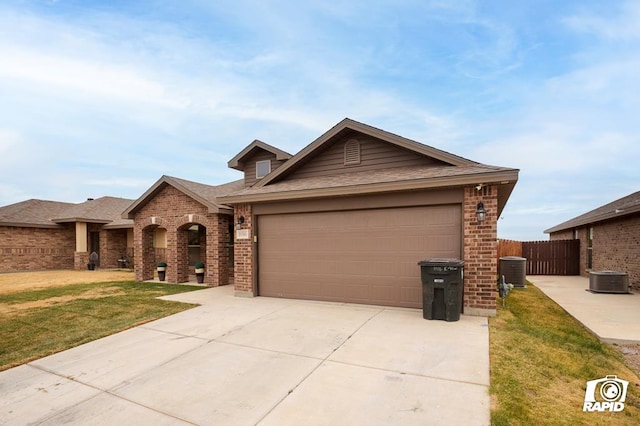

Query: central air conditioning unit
left=588, top=271, right=630, bottom=294
left=499, top=256, right=527, bottom=288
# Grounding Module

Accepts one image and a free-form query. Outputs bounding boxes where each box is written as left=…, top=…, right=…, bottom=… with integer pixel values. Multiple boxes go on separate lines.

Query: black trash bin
left=418, top=258, right=464, bottom=321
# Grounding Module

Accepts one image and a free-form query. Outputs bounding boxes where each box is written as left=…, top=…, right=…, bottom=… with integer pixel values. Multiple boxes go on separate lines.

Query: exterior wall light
left=476, top=202, right=486, bottom=223
left=236, top=216, right=245, bottom=230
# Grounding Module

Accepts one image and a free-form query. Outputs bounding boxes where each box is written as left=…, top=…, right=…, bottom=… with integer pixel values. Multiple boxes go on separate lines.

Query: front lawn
left=0, top=281, right=202, bottom=371
left=490, top=282, right=640, bottom=425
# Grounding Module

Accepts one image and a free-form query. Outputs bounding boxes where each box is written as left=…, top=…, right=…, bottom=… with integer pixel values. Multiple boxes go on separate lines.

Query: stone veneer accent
left=463, top=185, right=498, bottom=316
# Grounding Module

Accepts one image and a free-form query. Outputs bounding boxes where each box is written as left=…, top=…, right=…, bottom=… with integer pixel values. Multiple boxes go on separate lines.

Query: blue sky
left=0, top=0, right=638, bottom=240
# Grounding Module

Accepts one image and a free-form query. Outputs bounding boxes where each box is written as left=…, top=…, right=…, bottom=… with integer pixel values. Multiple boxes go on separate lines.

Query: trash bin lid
left=418, top=258, right=464, bottom=266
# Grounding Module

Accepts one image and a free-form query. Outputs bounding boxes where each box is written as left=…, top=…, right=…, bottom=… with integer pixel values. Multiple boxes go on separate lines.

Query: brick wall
left=233, top=204, right=253, bottom=296
left=550, top=215, right=639, bottom=290
left=0, top=225, right=75, bottom=272
left=463, top=185, right=498, bottom=316
left=593, top=215, right=640, bottom=290
left=132, top=184, right=231, bottom=286
left=549, top=230, right=573, bottom=240
left=102, top=229, right=130, bottom=268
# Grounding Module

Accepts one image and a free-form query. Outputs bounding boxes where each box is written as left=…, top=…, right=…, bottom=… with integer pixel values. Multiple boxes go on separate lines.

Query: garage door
left=258, top=205, right=461, bottom=308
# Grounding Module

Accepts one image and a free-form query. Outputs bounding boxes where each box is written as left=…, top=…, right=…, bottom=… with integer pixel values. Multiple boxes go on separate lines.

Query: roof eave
left=545, top=206, right=640, bottom=234
left=102, top=223, right=135, bottom=230
left=53, top=218, right=111, bottom=224
left=0, top=221, right=62, bottom=229
left=220, top=169, right=519, bottom=205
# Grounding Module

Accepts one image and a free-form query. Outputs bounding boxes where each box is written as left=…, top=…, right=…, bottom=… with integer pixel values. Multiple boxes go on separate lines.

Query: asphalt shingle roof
left=167, top=176, right=245, bottom=206
left=226, top=163, right=514, bottom=197
left=545, top=190, right=640, bottom=233
left=0, top=197, right=135, bottom=228
left=0, top=199, right=76, bottom=227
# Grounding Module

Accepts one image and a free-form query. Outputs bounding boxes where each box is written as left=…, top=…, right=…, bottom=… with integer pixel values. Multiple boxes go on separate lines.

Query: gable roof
left=219, top=118, right=519, bottom=215
left=0, top=197, right=135, bottom=229
left=228, top=140, right=292, bottom=171
left=254, top=118, right=478, bottom=188
left=122, top=175, right=245, bottom=219
left=545, top=190, right=640, bottom=234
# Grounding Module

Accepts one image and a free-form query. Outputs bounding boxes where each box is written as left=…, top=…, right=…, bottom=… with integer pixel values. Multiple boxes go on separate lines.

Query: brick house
left=128, top=118, right=519, bottom=315
left=0, top=197, right=134, bottom=272
left=545, top=190, right=640, bottom=290
left=121, top=176, right=245, bottom=286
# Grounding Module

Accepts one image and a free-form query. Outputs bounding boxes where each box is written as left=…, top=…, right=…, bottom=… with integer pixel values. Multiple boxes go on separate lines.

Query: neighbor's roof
left=122, top=175, right=245, bottom=219
left=53, top=197, right=135, bottom=224
left=0, top=197, right=135, bottom=229
left=545, top=190, right=640, bottom=234
left=0, top=199, right=76, bottom=228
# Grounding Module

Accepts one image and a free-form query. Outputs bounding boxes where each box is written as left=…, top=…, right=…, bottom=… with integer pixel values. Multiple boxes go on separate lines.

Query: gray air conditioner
left=499, top=256, right=527, bottom=288
left=588, top=271, right=630, bottom=294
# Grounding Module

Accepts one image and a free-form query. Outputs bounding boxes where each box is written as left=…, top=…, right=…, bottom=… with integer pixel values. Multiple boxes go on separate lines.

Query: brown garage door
left=258, top=205, right=461, bottom=308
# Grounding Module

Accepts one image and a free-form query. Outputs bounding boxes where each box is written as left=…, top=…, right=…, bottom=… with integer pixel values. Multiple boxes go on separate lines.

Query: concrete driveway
left=1, top=286, right=490, bottom=425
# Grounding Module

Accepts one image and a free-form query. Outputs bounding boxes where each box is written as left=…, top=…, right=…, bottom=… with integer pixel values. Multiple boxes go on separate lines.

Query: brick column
left=215, top=215, right=231, bottom=286
left=135, top=225, right=155, bottom=281
left=463, top=185, right=498, bottom=316
left=233, top=204, right=254, bottom=297
left=205, top=214, right=230, bottom=287
left=74, top=252, right=89, bottom=270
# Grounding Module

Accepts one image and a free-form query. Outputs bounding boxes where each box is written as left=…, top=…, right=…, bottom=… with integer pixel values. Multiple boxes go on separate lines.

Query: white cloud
left=564, top=1, right=640, bottom=40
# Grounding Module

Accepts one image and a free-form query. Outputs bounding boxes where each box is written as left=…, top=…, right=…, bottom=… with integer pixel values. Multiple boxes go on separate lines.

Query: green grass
left=490, top=282, right=640, bottom=425
left=0, top=281, right=203, bottom=371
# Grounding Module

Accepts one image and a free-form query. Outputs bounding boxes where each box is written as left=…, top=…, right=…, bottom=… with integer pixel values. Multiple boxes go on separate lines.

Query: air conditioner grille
left=589, top=271, right=629, bottom=294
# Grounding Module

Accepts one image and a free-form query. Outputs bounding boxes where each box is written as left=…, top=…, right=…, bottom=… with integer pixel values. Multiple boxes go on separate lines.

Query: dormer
left=228, top=140, right=292, bottom=187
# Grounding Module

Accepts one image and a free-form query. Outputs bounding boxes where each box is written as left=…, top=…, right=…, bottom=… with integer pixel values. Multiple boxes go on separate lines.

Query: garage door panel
left=258, top=205, right=461, bottom=308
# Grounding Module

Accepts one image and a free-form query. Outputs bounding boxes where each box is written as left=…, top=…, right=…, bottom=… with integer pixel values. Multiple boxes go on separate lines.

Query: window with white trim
left=256, top=160, right=271, bottom=179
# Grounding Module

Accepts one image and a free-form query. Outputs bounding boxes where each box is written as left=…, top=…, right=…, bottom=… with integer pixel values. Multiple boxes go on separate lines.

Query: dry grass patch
left=490, top=283, right=640, bottom=425
left=0, top=286, right=125, bottom=315
left=0, top=280, right=202, bottom=371
left=0, top=270, right=135, bottom=295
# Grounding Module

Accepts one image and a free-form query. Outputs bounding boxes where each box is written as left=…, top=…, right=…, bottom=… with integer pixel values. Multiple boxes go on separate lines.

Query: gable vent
left=344, top=139, right=361, bottom=165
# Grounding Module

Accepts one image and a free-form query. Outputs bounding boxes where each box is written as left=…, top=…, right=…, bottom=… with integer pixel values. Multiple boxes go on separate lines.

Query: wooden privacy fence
left=497, top=239, right=522, bottom=258
left=497, top=239, right=580, bottom=275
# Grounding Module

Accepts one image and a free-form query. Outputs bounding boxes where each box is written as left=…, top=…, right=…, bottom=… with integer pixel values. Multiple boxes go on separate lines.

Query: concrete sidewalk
left=529, top=275, right=640, bottom=344
left=0, top=286, right=490, bottom=425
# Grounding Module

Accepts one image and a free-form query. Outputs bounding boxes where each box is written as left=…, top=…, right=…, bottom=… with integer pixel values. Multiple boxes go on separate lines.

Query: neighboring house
left=0, top=197, right=134, bottom=272
left=545, top=190, right=640, bottom=290
left=125, top=118, right=519, bottom=315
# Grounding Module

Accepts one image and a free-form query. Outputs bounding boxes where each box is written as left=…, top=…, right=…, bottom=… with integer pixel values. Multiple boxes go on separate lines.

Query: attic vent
left=344, top=139, right=361, bottom=165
